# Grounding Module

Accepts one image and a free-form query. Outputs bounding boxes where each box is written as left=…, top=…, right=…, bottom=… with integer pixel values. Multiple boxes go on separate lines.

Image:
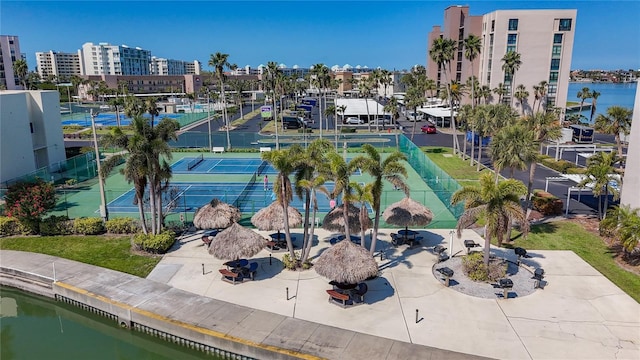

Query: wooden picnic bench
left=219, top=269, right=242, bottom=284
left=326, top=289, right=351, bottom=308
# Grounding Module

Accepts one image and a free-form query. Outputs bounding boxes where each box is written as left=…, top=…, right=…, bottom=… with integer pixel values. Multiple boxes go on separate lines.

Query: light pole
left=449, top=230, right=455, bottom=258
left=207, top=90, right=212, bottom=151
left=90, top=109, right=109, bottom=222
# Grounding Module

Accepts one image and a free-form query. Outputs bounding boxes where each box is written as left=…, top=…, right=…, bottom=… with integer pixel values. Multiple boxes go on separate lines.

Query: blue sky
left=2, top=1, right=639, bottom=72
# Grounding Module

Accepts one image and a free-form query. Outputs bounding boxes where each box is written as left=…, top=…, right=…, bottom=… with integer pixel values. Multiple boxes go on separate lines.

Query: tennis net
left=257, top=160, right=268, bottom=175
left=186, top=154, right=204, bottom=171
left=234, top=171, right=258, bottom=207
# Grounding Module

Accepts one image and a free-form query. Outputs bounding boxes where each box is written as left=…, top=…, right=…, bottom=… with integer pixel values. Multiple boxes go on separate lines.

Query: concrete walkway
left=148, top=228, right=640, bottom=360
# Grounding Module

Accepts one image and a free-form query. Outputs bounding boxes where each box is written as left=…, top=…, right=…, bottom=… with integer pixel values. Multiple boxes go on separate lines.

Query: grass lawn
left=421, top=146, right=492, bottom=187
left=0, top=235, right=160, bottom=278
left=503, top=221, right=640, bottom=303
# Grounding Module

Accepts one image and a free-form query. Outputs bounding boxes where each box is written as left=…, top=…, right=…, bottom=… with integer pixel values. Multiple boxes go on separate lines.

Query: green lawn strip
left=502, top=221, right=640, bottom=303
left=230, top=109, right=261, bottom=127
left=421, top=146, right=491, bottom=186
left=0, top=235, right=160, bottom=278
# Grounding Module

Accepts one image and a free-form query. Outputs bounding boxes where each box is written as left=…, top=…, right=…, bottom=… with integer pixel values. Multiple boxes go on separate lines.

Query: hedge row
left=0, top=216, right=140, bottom=237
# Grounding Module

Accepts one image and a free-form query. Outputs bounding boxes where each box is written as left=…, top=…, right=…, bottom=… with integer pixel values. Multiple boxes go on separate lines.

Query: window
left=458, top=28, right=464, bottom=40
left=548, top=84, right=557, bottom=94
left=552, top=45, right=562, bottom=57
left=559, top=18, right=572, bottom=31
left=507, top=34, right=517, bottom=45
left=508, top=19, right=519, bottom=31
left=456, top=63, right=462, bottom=71
left=506, top=45, right=516, bottom=53
left=491, top=20, right=495, bottom=32
left=504, top=73, right=513, bottom=83
left=488, top=59, right=492, bottom=68
left=30, top=123, right=34, bottom=133
left=456, top=73, right=461, bottom=82
left=489, top=34, right=494, bottom=46
left=549, top=71, right=559, bottom=83
left=550, top=59, right=560, bottom=71
left=554, top=33, right=563, bottom=44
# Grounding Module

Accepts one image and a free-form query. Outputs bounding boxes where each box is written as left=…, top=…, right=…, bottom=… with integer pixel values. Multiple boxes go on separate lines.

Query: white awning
left=417, top=107, right=457, bottom=119
left=335, top=98, right=388, bottom=117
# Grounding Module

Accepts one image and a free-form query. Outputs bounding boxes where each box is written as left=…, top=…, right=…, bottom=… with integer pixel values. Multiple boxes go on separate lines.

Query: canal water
left=0, top=287, right=221, bottom=360
left=567, top=82, right=637, bottom=123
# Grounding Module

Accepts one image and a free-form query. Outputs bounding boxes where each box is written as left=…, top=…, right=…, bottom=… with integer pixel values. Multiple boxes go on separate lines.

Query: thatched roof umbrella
left=382, top=197, right=433, bottom=232
left=208, top=222, right=265, bottom=261
left=314, top=240, right=378, bottom=285
left=250, top=201, right=302, bottom=232
left=193, top=198, right=241, bottom=230
left=322, top=203, right=372, bottom=234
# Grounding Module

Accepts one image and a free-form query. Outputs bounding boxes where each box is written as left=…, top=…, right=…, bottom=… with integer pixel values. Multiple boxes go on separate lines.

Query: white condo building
left=427, top=6, right=576, bottom=112
left=79, top=42, right=151, bottom=76
left=150, top=57, right=201, bottom=75
left=35, top=50, right=82, bottom=79
left=0, top=35, right=23, bottom=90
left=0, top=91, right=66, bottom=185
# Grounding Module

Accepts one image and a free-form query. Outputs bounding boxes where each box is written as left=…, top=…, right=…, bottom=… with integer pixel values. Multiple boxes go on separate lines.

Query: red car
left=421, top=123, right=436, bottom=134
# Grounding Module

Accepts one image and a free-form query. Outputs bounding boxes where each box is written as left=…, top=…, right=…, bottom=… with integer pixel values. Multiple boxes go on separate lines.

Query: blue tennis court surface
left=106, top=181, right=347, bottom=214
left=174, top=157, right=361, bottom=175
left=62, top=112, right=182, bottom=127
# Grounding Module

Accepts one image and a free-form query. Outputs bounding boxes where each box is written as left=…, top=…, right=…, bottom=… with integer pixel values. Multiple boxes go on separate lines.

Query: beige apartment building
left=427, top=6, right=576, bottom=113
left=35, top=50, right=82, bottom=79
left=0, top=35, right=23, bottom=90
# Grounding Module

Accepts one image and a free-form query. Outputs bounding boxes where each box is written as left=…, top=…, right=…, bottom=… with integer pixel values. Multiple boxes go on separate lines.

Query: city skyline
left=2, top=1, right=639, bottom=73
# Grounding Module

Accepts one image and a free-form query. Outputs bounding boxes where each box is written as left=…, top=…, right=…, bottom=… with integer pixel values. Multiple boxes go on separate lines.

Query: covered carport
left=335, top=98, right=389, bottom=123
left=417, top=107, right=457, bottom=128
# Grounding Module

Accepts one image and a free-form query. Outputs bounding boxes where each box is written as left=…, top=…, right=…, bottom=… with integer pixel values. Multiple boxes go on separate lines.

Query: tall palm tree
left=578, top=151, right=622, bottom=220
left=311, top=63, right=330, bottom=138
left=352, top=144, right=408, bottom=254
left=294, top=139, right=333, bottom=263
left=463, top=34, right=482, bottom=108
left=108, top=96, right=124, bottom=127
left=522, top=111, right=562, bottom=213
left=532, top=81, right=548, bottom=114
left=13, top=59, right=28, bottom=89
left=262, top=148, right=300, bottom=259
left=479, top=85, right=492, bottom=105
left=589, top=91, right=601, bottom=123
left=493, top=83, right=508, bottom=105
left=430, top=38, right=459, bottom=154
left=144, top=97, right=159, bottom=127
left=457, top=104, right=474, bottom=161
left=266, top=61, right=282, bottom=149
left=513, top=84, right=529, bottom=115
left=404, top=86, right=425, bottom=141
left=501, top=51, right=522, bottom=108
left=327, top=152, right=358, bottom=241
left=350, top=181, right=374, bottom=247
left=209, top=52, right=233, bottom=150
left=577, top=86, right=592, bottom=114
left=452, top=172, right=528, bottom=265
left=335, top=104, right=346, bottom=149
left=490, top=123, right=538, bottom=180
left=594, top=106, right=633, bottom=156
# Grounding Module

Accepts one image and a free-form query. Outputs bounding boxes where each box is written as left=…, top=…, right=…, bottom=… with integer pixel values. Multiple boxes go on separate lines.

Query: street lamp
left=90, top=109, right=109, bottom=222
left=449, top=230, right=455, bottom=258
left=207, top=90, right=212, bottom=152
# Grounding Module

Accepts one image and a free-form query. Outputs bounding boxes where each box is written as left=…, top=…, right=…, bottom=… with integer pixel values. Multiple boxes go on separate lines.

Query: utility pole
left=90, top=109, right=109, bottom=222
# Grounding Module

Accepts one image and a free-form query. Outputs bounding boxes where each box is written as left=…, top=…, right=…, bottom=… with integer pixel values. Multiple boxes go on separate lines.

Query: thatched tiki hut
left=208, top=222, right=265, bottom=261
left=250, top=201, right=303, bottom=232
left=315, top=240, right=378, bottom=285
left=193, top=198, right=241, bottom=230
left=382, top=197, right=433, bottom=232
left=322, top=203, right=372, bottom=238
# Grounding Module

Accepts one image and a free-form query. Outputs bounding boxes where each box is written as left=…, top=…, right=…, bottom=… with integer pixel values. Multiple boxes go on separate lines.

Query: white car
left=406, top=111, right=424, bottom=121
left=345, top=117, right=364, bottom=124
left=371, top=117, right=392, bottom=125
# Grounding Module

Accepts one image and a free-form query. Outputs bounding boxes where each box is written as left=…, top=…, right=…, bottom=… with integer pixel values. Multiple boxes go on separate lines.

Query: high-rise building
left=35, top=50, right=82, bottom=79
left=0, top=35, right=23, bottom=90
left=427, top=6, right=576, bottom=112
left=150, top=57, right=202, bottom=75
left=79, top=42, right=151, bottom=76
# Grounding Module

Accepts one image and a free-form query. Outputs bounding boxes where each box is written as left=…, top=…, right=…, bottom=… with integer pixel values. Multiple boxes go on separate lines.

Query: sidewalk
left=149, top=227, right=640, bottom=359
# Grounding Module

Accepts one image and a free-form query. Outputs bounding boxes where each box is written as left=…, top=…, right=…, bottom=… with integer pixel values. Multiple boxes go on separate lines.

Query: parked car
left=406, top=111, right=424, bottom=122
left=345, top=117, right=364, bottom=124
left=371, top=117, right=392, bottom=125
left=282, top=116, right=307, bottom=129
left=421, top=123, right=437, bottom=134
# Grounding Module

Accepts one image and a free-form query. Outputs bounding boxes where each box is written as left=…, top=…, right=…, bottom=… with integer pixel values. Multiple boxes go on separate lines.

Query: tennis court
left=105, top=181, right=348, bottom=214
left=61, top=112, right=182, bottom=127
left=174, top=156, right=362, bottom=176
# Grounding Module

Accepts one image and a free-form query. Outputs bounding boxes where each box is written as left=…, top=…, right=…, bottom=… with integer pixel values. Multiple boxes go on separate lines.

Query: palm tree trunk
left=319, top=89, right=323, bottom=139
left=273, top=95, right=279, bottom=150
left=156, top=186, right=163, bottom=232
left=301, top=190, right=316, bottom=262
left=342, top=201, right=351, bottom=242
left=462, top=129, right=468, bottom=160
left=603, top=188, right=609, bottom=220
left=137, top=198, right=148, bottom=235
left=280, top=178, right=296, bottom=261
left=360, top=207, right=366, bottom=247
left=483, top=225, right=490, bottom=266
left=301, top=190, right=311, bottom=257
left=220, top=80, right=231, bottom=150
left=470, top=130, right=475, bottom=166
left=526, top=162, right=537, bottom=218
left=476, top=141, right=483, bottom=171
left=370, top=207, right=381, bottom=255
left=410, top=106, right=418, bottom=141
left=148, top=178, right=157, bottom=235
left=615, top=134, right=623, bottom=157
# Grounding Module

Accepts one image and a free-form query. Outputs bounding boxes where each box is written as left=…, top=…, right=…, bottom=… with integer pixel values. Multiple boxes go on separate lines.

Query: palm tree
left=490, top=123, right=538, bottom=179
left=463, top=34, right=482, bottom=108
left=310, top=63, right=330, bottom=138
left=532, top=81, right=548, bottom=114
left=404, top=86, right=425, bottom=141
left=522, top=111, right=562, bottom=213
left=479, top=85, right=492, bottom=105
left=144, top=97, right=159, bottom=127
left=457, top=104, right=474, bottom=161
left=589, top=91, right=601, bottom=123
left=577, top=86, right=592, bottom=114
left=108, top=97, right=124, bottom=128
left=493, top=83, right=508, bottom=105
left=262, top=148, right=300, bottom=260
left=579, top=151, right=622, bottom=220
left=600, top=205, right=640, bottom=253
left=266, top=61, right=281, bottom=149
left=335, top=104, right=346, bottom=149
left=326, top=152, right=358, bottom=241
left=209, top=52, right=233, bottom=150
left=452, top=172, right=528, bottom=265
left=352, top=144, right=408, bottom=254
left=294, top=139, right=333, bottom=263
left=430, top=38, right=459, bottom=154
left=350, top=181, right=374, bottom=247
left=228, top=78, right=249, bottom=121
left=13, top=59, right=28, bottom=89
left=513, top=84, right=529, bottom=115
left=501, top=51, right=522, bottom=108
left=594, top=106, right=633, bottom=156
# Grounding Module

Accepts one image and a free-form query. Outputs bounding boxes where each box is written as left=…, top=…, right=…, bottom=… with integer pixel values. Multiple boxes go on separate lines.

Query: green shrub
left=540, top=158, right=576, bottom=173
left=0, top=216, right=22, bottom=236
left=532, top=190, right=563, bottom=216
left=40, top=215, right=73, bottom=236
left=340, top=128, right=356, bottom=133
left=566, top=167, right=587, bottom=174
left=73, top=217, right=105, bottom=235
left=133, top=231, right=175, bottom=253
left=105, top=217, right=139, bottom=234
left=462, top=252, right=506, bottom=282
left=282, top=252, right=299, bottom=270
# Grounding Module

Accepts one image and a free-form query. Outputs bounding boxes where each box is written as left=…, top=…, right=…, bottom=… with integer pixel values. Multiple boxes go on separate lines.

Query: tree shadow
left=529, top=222, right=559, bottom=234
